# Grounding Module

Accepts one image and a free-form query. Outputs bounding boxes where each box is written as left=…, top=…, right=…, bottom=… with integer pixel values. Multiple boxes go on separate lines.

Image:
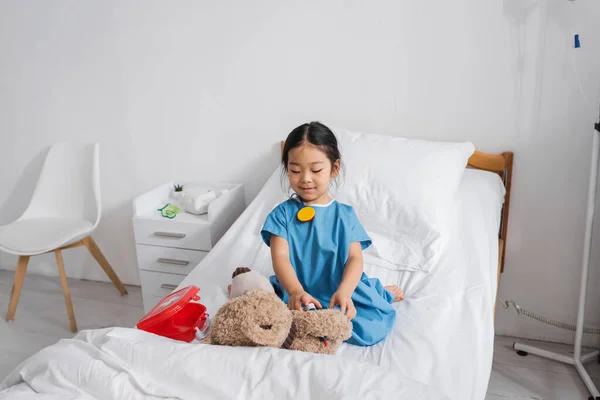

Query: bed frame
left=467, top=151, right=513, bottom=274
left=467, top=151, right=513, bottom=316
left=279, top=141, right=514, bottom=310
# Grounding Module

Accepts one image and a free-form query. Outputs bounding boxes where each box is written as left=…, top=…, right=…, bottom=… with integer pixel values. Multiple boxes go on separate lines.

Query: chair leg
left=6, top=255, right=30, bottom=321
left=55, top=249, right=77, bottom=333
left=82, top=236, right=128, bottom=295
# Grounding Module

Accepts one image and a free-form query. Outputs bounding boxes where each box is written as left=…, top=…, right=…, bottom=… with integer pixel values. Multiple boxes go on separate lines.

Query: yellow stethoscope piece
left=297, top=206, right=315, bottom=222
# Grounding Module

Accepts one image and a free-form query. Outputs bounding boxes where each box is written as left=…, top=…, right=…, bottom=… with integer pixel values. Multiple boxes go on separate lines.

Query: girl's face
left=287, top=143, right=340, bottom=205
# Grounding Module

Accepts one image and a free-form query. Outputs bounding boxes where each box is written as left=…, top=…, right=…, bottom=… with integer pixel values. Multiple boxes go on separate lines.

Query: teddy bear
left=205, top=267, right=353, bottom=355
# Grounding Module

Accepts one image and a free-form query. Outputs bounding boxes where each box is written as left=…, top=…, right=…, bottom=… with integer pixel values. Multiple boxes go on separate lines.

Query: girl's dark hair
left=280, top=121, right=343, bottom=192
left=282, top=121, right=341, bottom=171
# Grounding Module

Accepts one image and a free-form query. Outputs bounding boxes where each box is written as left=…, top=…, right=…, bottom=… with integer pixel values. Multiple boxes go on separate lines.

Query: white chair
left=1, top=142, right=127, bottom=333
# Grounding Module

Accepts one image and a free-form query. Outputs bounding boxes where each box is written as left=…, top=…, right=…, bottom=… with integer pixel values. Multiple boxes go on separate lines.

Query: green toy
left=158, top=203, right=180, bottom=219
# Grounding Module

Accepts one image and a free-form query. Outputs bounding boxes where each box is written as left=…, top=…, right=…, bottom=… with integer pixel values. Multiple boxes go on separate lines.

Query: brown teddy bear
left=205, top=268, right=352, bottom=355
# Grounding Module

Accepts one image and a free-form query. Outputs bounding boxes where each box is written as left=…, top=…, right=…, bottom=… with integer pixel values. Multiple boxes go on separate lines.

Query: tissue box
left=181, top=188, right=218, bottom=215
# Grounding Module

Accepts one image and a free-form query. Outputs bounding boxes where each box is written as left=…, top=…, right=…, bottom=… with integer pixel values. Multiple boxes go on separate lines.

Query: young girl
left=260, top=122, right=403, bottom=346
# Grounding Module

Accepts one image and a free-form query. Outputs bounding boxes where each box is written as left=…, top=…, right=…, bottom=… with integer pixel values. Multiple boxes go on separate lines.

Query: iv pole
left=513, top=122, right=600, bottom=400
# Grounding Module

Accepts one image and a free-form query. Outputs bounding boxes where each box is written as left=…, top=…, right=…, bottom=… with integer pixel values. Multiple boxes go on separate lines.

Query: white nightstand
left=132, top=181, right=245, bottom=313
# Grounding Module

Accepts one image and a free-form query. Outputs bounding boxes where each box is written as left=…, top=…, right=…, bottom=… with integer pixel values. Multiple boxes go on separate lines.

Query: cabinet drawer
left=140, top=270, right=185, bottom=299
left=133, top=218, right=212, bottom=251
left=136, top=244, right=206, bottom=276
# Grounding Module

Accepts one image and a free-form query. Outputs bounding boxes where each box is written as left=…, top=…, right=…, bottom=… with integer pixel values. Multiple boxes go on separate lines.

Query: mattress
left=0, top=167, right=504, bottom=400
left=177, top=166, right=505, bottom=400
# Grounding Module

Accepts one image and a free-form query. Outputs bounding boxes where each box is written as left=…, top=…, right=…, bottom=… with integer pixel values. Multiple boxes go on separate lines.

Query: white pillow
left=333, top=128, right=475, bottom=272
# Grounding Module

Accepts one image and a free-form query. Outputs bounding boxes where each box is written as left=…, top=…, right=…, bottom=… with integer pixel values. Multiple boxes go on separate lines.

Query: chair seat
left=0, top=218, right=94, bottom=255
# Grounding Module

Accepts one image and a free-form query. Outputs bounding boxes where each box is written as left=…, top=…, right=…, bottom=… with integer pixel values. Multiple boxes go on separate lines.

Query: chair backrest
left=20, top=143, right=101, bottom=226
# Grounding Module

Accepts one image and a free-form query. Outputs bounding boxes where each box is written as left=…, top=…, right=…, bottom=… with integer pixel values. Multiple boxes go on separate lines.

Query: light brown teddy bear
left=205, top=268, right=353, bottom=355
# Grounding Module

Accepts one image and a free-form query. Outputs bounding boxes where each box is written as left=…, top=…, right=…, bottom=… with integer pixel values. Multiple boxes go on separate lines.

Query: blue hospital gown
left=260, top=198, right=396, bottom=346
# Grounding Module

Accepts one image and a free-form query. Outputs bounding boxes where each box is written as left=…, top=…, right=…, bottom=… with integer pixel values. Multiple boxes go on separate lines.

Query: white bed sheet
left=0, top=167, right=503, bottom=400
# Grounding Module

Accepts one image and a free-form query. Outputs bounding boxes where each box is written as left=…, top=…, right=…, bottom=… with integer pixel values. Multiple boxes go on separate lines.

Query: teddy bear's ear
left=232, top=267, right=251, bottom=278
left=239, top=291, right=293, bottom=348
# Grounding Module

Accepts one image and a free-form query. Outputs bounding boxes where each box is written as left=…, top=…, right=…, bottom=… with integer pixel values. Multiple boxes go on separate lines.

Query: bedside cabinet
left=132, top=181, right=245, bottom=313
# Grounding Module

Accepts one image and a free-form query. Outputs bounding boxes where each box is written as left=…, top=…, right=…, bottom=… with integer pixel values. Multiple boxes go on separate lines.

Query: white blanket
left=0, top=328, right=449, bottom=399
left=0, top=167, right=503, bottom=400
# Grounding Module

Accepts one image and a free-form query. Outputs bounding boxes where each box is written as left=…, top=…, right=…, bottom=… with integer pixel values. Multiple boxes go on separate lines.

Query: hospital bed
left=0, top=136, right=513, bottom=400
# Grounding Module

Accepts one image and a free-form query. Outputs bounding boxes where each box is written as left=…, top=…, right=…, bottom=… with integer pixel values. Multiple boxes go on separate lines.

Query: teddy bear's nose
left=259, top=324, right=273, bottom=330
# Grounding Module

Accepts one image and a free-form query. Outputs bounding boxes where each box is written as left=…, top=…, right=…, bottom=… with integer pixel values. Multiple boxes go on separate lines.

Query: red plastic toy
left=136, top=285, right=209, bottom=343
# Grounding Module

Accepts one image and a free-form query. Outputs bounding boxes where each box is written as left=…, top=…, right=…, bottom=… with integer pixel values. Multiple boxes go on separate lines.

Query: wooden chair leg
left=55, top=249, right=77, bottom=333
left=6, top=255, right=30, bottom=321
left=82, top=236, right=128, bottom=295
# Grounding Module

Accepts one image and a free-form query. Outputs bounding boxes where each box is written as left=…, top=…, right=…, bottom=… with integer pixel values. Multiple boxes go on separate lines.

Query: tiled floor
left=0, top=269, right=598, bottom=399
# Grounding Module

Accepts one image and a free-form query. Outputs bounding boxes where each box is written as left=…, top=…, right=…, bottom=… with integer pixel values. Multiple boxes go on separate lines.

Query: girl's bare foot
left=385, top=285, right=404, bottom=302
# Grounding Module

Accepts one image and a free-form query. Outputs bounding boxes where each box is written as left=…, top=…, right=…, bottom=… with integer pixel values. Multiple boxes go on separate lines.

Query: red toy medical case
left=136, top=285, right=208, bottom=342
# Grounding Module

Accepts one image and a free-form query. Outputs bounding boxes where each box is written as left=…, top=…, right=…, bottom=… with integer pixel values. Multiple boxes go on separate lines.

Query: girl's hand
left=288, top=290, right=322, bottom=311
left=329, top=289, right=356, bottom=320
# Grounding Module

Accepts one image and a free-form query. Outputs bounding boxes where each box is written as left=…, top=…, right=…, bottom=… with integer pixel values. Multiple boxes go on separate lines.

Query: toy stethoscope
left=291, top=193, right=315, bottom=222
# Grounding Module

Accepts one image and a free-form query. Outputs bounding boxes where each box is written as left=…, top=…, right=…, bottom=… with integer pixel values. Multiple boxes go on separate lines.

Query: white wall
left=0, top=2, right=140, bottom=284
left=1, top=1, right=600, bottom=346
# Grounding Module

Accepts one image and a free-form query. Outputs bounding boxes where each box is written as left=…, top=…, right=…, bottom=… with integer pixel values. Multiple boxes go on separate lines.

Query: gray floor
left=0, top=269, right=598, bottom=399
left=0, top=269, right=144, bottom=379
left=486, top=336, right=600, bottom=399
